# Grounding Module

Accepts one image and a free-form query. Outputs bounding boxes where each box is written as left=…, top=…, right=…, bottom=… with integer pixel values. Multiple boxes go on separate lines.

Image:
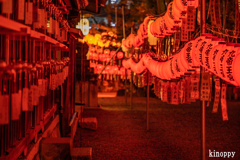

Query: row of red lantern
left=90, top=62, right=129, bottom=76
left=89, top=51, right=124, bottom=61
left=122, top=0, right=199, bottom=51
left=122, top=35, right=240, bottom=86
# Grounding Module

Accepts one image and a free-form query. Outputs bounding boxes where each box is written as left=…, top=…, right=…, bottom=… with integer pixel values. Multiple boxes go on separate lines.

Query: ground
left=73, top=96, right=240, bottom=160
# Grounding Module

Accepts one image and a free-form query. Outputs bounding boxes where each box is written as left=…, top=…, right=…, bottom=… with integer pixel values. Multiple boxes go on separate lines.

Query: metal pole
left=201, top=0, right=206, bottom=33
left=201, top=0, right=206, bottom=159
left=115, top=6, right=117, bottom=33
left=122, top=5, right=126, bottom=39
left=130, top=47, right=134, bottom=110
left=122, top=5, right=127, bottom=105
left=130, top=71, right=133, bottom=109
left=202, top=100, right=206, bottom=160
left=146, top=71, right=149, bottom=131
left=98, top=46, right=121, bottom=76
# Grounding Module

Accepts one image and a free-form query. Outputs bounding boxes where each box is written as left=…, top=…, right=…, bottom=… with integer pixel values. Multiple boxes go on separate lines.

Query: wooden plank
left=26, top=115, right=59, bottom=160
left=0, top=16, right=68, bottom=49
left=69, top=113, right=78, bottom=140
left=0, top=104, right=57, bottom=160
left=0, top=16, right=30, bottom=33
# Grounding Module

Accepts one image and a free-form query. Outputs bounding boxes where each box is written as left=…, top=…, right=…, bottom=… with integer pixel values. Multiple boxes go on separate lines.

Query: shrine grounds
left=74, top=96, right=240, bottom=160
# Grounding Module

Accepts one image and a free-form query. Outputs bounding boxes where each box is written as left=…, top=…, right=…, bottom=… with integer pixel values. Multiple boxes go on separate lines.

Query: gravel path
left=73, top=96, right=240, bottom=160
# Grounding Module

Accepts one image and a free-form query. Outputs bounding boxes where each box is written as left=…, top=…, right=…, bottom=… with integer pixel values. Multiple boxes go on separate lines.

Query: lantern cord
left=98, top=45, right=122, bottom=77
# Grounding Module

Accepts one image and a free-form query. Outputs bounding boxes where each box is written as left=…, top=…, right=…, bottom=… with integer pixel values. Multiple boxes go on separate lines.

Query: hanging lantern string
left=98, top=45, right=122, bottom=77
left=206, top=24, right=239, bottom=39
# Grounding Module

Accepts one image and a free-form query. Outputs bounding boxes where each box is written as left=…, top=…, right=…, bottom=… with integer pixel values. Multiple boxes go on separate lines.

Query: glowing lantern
left=208, top=42, right=226, bottom=74
left=150, top=21, right=163, bottom=38
left=154, top=18, right=163, bottom=35
left=108, top=66, right=114, bottom=75
left=90, top=47, right=96, bottom=53
left=222, top=45, right=240, bottom=85
left=201, top=38, right=224, bottom=69
left=122, top=59, right=130, bottom=69
left=98, top=41, right=105, bottom=47
left=179, top=41, right=194, bottom=70
left=133, top=35, right=144, bottom=47
left=90, top=62, right=96, bottom=68
left=117, top=52, right=124, bottom=59
left=104, top=49, right=110, bottom=55
left=233, top=50, right=240, bottom=86
left=137, top=24, right=144, bottom=40
left=106, top=56, right=111, bottom=62
left=99, top=54, right=106, bottom=61
left=97, top=64, right=103, bottom=74
left=105, top=65, right=111, bottom=74
left=160, top=17, right=171, bottom=35
left=195, top=36, right=217, bottom=66
left=89, top=52, right=93, bottom=60
left=142, top=17, right=151, bottom=38
left=215, top=44, right=234, bottom=80
left=157, top=63, right=165, bottom=79
left=166, top=2, right=179, bottom=28
left=172, top=0, right=182, bottom=20
left=95, top=34, right=101, bottom=41
left=163, top=15, right=175, bottom=33
left=176, top=52, right=187, bottom=75
left=110, top=51, right=116, bottom=57
left=105, top=41, right=111, bottom=48
left=160, top=62, right=170, bottom=80
left=175, top=0, right=187, bottom=12
left=170, top=54, right=181, bottom=78
left=93, top=53, right=98, bottom=61
left=192, top=34, right=212, bottom=67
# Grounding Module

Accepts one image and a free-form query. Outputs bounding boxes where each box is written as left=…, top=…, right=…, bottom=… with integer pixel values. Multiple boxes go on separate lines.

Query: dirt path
left=74, top=96, right=240, bottom=160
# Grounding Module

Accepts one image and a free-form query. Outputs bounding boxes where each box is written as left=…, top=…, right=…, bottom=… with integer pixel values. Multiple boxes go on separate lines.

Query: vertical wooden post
left=146, top=71, right=149, bottom=131
left=201, top=0, right=206, bottom=159
left=130, top=71, right=133, bottom=110
left=122, top=5, right=127, bottom=105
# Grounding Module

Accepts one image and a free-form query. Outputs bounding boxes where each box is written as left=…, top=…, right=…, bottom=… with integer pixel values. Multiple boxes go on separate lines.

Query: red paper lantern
left=89, top=52, right=93, bottom=60
left=142, top=17, right=151, bottom=38
left=233, top=50, right=240, bottom=86
left=90, top=47, right=96, bottom=53
left=97, top=64, right=103, bottom=74
left=172, top=0, right=182, bottom=20
left=110, top=51, right=116, bottom=57
left=176, top=52, right=187, bottom=75
left=150, top=21, right=164, bottom=37
left=133, top=35, right=144, bottom=47
left=180, top=41, right=193, bottom=70
left=105, top=65, right=111, bottom=74
left=223, top=45, right=240, bottom=85
left=215, top=44, right=234, bottom=80
left=196, top=36, right=217, bottom=66
left=108, top=66, right=114, bottom=75
left=208, top=42, right=226, bottom=74
left=154, top=18, right=164, bottom=35
left=201, top=38, right=224, bottom=69
left=122, top=39, right=131, bottom=49
left=192, top=34, right=212, bottom=67
left=171, top=54, right=181, bottom=78
left=175, top=0, right=187, bottom=11
left=93, top=53, right=98, bottom=61
left=164, top=60, right=174, bottom=80
left=117, top=52, right=124, bottom=59
left=106, top=56, right=111, bottom=62
left=138, top=24, right=145, bottom=40
left=90, top=62, right=96, bottom=68
left=104, top=49, right=110, bottom=54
